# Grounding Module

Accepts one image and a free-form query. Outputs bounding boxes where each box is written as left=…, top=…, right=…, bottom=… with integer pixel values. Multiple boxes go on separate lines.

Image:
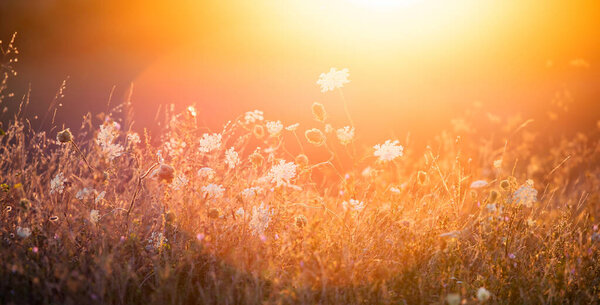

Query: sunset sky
left=1, top=0, right=599, bottom=142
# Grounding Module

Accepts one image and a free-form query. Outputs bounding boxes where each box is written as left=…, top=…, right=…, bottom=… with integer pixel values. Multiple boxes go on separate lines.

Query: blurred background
left=1, top=0, right=599, bottom=145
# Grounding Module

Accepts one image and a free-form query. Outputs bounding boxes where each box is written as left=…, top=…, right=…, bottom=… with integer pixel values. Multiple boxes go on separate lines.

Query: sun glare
left=348, top=0, right=422, bottom=9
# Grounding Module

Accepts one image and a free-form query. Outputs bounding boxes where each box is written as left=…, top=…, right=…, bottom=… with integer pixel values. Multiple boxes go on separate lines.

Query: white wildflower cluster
left=244, top=110, right=264, bottom=124
left=50, top=172, right=66, bottom=194
left=249, top=203, right=271, bottom=235
left=285, top=123, right=299, bottom=131
left=225, top=147, right=240, bottom=169
left=89, top=210, right=100, bottom=224
left=127, top=132, right=141, bottom=146
left=336, top=126, right=355, bottom=145
left=267, top=160, right=297, bottom=188
left=201, top=183, right=225, bottom=199
left=512, top=179, right=537, bottom=207
left=170, top=173, right=189, bottom=190
left=235, top=207, right=245, bottom=218
left=75, top=187, right=94, bottom=200
left=16, top=226, right=32, bottom=238
left=147, top=232, right=167, bottom=251
left=165, top=137, right=187, bottom=157
left=198, top=133, right=222, bottom=153
left=241, top=186, right=262, bottom=202
left=373, top=140, right=403, bottom=162
left=96, top=122, right=124, bottom=161
left=266, top=120, right=283, bottom=137
left=197, top=167, right=216, bottom=179
left=342, top=199, right=365, bottom=212
left=317, top=67, right=350, bottom=92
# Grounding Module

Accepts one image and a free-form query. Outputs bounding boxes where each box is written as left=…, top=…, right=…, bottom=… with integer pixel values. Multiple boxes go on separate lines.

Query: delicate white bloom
left=373, top=140, right=403, bottom=162
left=343, top=199, right=365, bottom=212
left=476, top=287, right=491, bottom=302
left=249, top=202, right=271, bottom=235
left=336, top=126, right=355, bottom=145
left=95, top=191, right=106, bottom=203
left=285, top=123, right=299, bottom=131
left=147, top=232, right=167, bottom=250
left=127, top=132, right=141, bottom=145
left=317, top=67, right=350, bottom=92
left=165, top=137, right=187, bottom=156
left=241, top=186, right=262, bottom=201
left=235, top=207, right=245, bottom=218
left=512, top=179, right=537, bottom=207
left=266, top=120, right=283, bottom=137
left=225, top=147, right=240, bottom=169
left=324, top=124, right=333, bottom=134
left=244, top=110, right=264, bottom=124
left=170, top=173, right=189, bottom=190
left=16, top=226, right=32, bottom=238
left=201, top=183, right=225, bottom=199
left=267, top=160, right=297, bottom=187
left=75, top=187, right=94, bottom=200
left=197, top=167, right=216, bottom=179
left=90, top=210, right=100, bottom=224
left=96, top=122, right=123, bottom=160
left=493, top=159, right=503, bottom=169
left=50, top=172, right=66, bottom=194
left=446, top=293, right=461, bottom=305
left=198, top=133, right=222, bottom=153
left=470, top=180, right=489, bottom=189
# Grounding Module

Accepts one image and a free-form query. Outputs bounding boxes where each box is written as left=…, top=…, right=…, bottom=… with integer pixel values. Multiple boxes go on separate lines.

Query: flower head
left=90, top=210, right=100, bottom=224
left=267, top=160, right=297, bottom=187
left=56, top=128, right=73, bottom=143
left=373, top=140, right=403, bottom=162
left=202, top=183, right=225, bottom=199
left=198, top=133, right=222, bottom=153
left=476, top=287, right=491, bottom=302
left=266, top=121, right=283, bottom=137
left=249, top=202, right=271, bottom=235
left=343, top=199, right=365, bottom=212
left=336, top=126, right=355, bottom=145
left=244, top=110, right=264, bottom=124
left=305, top=128, right=326, bottom=146
left=16, top=226, right=32, bottom=238
left=512, top=179, right=537, bottom=207
left=225, top=147, right=240, bottom=169
left=50, top=172, right=66, bottom=194
left=317, top=68, right=350, bottom=92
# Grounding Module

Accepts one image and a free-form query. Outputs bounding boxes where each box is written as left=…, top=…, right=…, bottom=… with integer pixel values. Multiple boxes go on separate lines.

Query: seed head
left=311, top=102, right=327, bottom=122
left=56, top=128, right=73, bottom=143
left=305, top=128, right=326, bottom=146
left=156, top=164, right=175, bottom=183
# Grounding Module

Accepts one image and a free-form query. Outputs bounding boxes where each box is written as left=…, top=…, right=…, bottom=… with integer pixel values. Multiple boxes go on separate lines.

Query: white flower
left=198, top=133, right=222, bottom=153
left=446, top=293, right=461, bottom=305
left=343, top=199, right=365, bottom=212
left=266, top=120, right=283, bottom=137
left=241, top=186, right=262, bottom=201
left=16, top=226, right=32, bottom=238
left=512, top=179, right=537, bottom=207
left=267, top=160, right=297, bottom=187
left=336, top=126, right=355, bottom=145
left=170, top=173, right=189, bottom=190
left=244, top=110, right=264, bottom=124
left=147, top=232, right=167, bottom=250
left=50, top=172, right=66, bottom=194
left=127, top=132, right=141, bottom=145
left=373, top=140, right=403, bottom=162
left=476, top=287, right=491, bottom=302
left=75, top=187, right=94, bottom=200
left=317, top=67, right=350, bottom=92
left=249, top=202, right=271, bottom=235
left=285, top=123, right=299, bottom=131
left=324, top=124, right=333, bottom=133
left=95, top=191, right=106, bottom=203
left=235, top=207, right=245, bottom=218
left=470, top=180, right=489, bottom=189
left=90, top=210, right=100, bottom=224
left=197, top=167, right=216, bottom=179
left=96, top=122, right=124, bottom=160
left=201, top=183, right=225, bottom=199
left=493, top=159, right=503, bottom=168
left=225, top=147, right=240, bottom=169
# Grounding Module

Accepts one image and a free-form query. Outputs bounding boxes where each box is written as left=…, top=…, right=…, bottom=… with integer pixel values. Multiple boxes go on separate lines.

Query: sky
left=1, top=0, right=599, bottom=143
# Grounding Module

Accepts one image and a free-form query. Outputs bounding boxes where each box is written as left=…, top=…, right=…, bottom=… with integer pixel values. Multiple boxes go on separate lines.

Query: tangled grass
left=1, top=37, right=600, bottom=305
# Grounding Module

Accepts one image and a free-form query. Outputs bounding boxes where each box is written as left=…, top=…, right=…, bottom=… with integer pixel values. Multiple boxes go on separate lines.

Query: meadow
left=1, top=36, right=600, bottom=305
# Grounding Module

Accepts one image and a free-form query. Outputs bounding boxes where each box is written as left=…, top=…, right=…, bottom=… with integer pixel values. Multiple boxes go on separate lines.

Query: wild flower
left=127, top=132, right=141, bottom=145
left=75, top=187, right=94, bottom=200
left=241, top=186, right=262, bottom=201
left=170, top=173, right=189, bottom=190
left=512, top=179, right=537, bottom=207
left=305, top=128, right=326, bottom=146
left=201, top=183, right=225, bottom=199
left=266, top=120, right=283, bottom=137
left=198, top=133, right=222, bottom=153
left=476, top=287, right=491, bottom=302
left=336, top=126, right=354, bottom=145
left=470, top=180, right=488, bottom=189
left=89, top=209, right=100, bottom=224
left=267, top=160, right=297, bottom=188
left=197, top=167, right=216, bottom=179
left=95, top=191, right=106, bottom=203
left=249, top=203, right=271, bottom=235
left=445, top=293, right=461, bottom=305
left=235, top=207, right=245, bottom=218
left=343, top=199, right=365, bottom=212
left=285, top=123, right=299, bottom=131
left=493, top=159, right=503, bottom=169
left=373, top=140, right=403, bottom=162
left=155, top=164, right=175, bottom=183
left=50, top=172, right=66, bottom=194
left=244, top=110, right=264, bottom=124
left=249, top=151, right=264, bottom=168
left=56, top=128, right=72, bottom=143
left=324, top=124, right=333, bottom=134
left=317, top=67, right=350, bottom=92
left=224, top=147, right=240, bottom=169
left=96, top=122, right=123, bottom=160
left=147, top=232, right=167, bottom=250
left=295, top=154, right=309, bottom=167
left=16, top=226, right=31, bottom=238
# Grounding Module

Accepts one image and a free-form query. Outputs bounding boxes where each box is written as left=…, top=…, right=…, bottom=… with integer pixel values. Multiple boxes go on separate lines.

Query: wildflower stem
left=126, top=162, right=159, bottom=219
left=338, top=89, right=355, bottom=128
left=70, top=140, right=96, bottom=173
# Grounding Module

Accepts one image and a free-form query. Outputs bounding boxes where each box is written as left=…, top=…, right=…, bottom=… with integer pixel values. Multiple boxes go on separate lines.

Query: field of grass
left=1, top=36, right=600, bottom=305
